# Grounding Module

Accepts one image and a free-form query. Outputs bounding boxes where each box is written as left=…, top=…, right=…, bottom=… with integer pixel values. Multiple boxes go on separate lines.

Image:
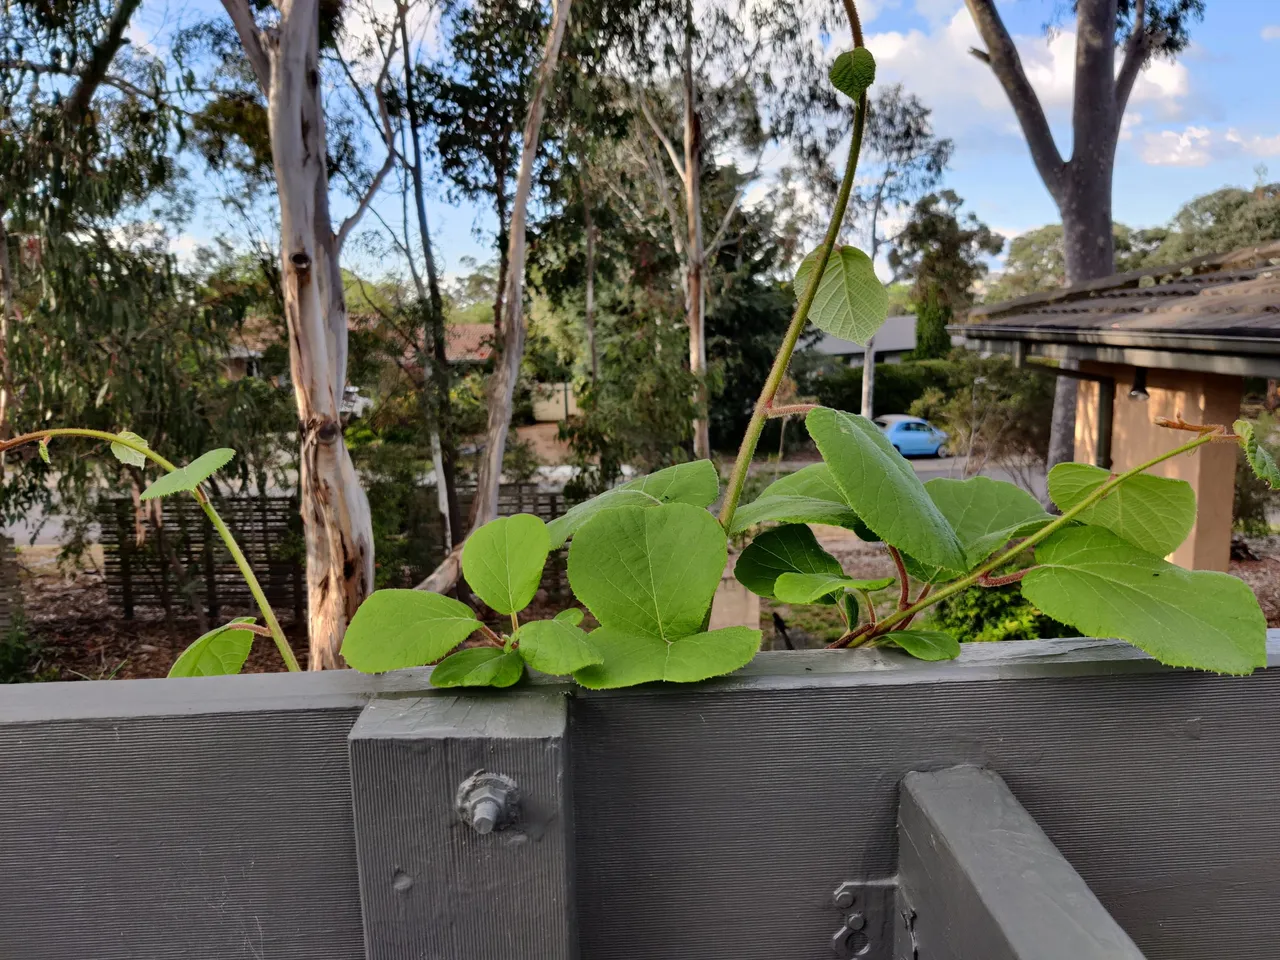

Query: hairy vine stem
left=717, top=3, right=866, bottom=530
left=868, top=430, right=1222, bottom=638
left=0, top=428, right=301, bottom=672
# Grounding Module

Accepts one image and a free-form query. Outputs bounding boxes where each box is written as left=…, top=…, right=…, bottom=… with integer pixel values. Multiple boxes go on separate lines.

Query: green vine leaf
left=794, top=246, right=888, bottom=346
left=729, top=464, right=875, bottom=538
left=516, top=618, right=602, bottom=675
left=1236, top=419, right=1280, bottom=489
left=568, top=502, right=761, bottom=686
left=546, top=460, right=719, bottom=548
left=342, top=589, right=482, bottom=673
left=829, top=47, right=876, bottom=99
left=139, top=448, right=236, bottom=501
left=430, top=647, right=524, bottom=688
left=168, top=617, right=257, bottom=678
left=573, top=626, right=760, bottom=689
left=38, top=438, right=51, bottom=463
left=925, top=477, right=1053, bottom=567
left=886, top=629, right=960, bottom=662
left=807, top=407, right=967, bottom=571
left=1048, top=463, right=1195, bottom=557
left=110, top=430, right=149, bottom=468
left=554, top=608, right=584, bottom=626
left=734, top=523, right=843, bottom=600
left=774, top=572, right=894, bottom=605
left=1022, top=526, right=1267, bottom=675
left=461, top=514, right=550, bottom=615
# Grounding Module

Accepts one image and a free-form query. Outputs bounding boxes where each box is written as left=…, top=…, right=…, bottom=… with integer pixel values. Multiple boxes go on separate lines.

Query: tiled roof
left=444, top=323, right=494, bottom=363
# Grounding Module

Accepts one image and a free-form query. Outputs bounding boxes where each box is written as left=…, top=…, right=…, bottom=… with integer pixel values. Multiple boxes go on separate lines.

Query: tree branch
left=705, top=185, right=745, bottom=255
left=637, top=94, right=688, bottom=186
left=964, top=0, right=1065, bottom=199
left=66, top=0, right=144, bottom=124
left=336, top=38, right=398, bottom=251
left=1116, top=0, right=1157, bottom=117
left=221, top=0, right=271, bottom=93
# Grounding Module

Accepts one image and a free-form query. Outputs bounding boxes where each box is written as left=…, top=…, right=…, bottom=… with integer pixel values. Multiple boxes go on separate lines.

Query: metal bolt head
left=830, top=925, right=855, bottom=958
left=455, top=771, right=520, bottom=834
left=845, top=912, right=866, bottom=932
left=832, top=881, right=859, bottom=909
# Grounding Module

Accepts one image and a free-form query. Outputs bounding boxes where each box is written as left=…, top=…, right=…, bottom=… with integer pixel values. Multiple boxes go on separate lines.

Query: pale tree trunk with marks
left=681, top=19, right=709, bottom=459
left=419, top=0, right=573, bottom=594
left=965, top=0, right=1157, bottom=471
left=0, top=214, right=14, bottom=452
left=222, top=0, right=395, bottom=667
left=581, top=171, right=599, bottom=381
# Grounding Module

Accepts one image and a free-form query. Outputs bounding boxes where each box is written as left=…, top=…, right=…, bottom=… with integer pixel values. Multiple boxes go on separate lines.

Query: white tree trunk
left=860, top=338, right=875, bottom=419
left=469, top=0, right=573, bottom=528
left=682, top=19, right=710, bottom=460
left=0, top=213, right=14, bottom=449
left=225, top=0, right=375, bottom=669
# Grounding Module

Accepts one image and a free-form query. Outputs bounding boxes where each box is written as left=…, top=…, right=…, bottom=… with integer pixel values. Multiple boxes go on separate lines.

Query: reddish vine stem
left=892, top=584, right=932, bottom=631
left=767, top=403, right=818, bottom=419
left=976, top=568, right=1032, bottom=588
left=828, top=622, right=874, bottom=649
left=888, top=546, right=910, bottom=610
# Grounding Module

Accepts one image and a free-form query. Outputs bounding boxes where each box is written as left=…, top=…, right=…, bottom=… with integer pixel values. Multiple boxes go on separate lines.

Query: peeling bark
left=682, top=15, right=709, bottom=460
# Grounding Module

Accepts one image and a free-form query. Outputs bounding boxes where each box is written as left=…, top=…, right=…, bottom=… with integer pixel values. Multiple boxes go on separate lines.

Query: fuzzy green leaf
left=168, top=617, right=256, bottom=678
left=1236, top=419, right=1280, bottom=489
left=774, top=571, right=895, bottom=604
left=139, top=448, right=236, bottom=501
left=729, top=464, right=875, bottom=538
left=1048, top=463, right=1195, bottom=557
left=462, top=514, right=550, bottom=615
left=546, top=460, right=719, bottom=548
left=794, top=246, right=888, bottom=346
left=110, top=430, right=149, bottom=468
left=887, top=629, right=960, bottom=662
left=342, top=589, right=482, bottom=673
left=573, top=626, right=761, bottom=689
left=925, top=476, right=1053, bottom=567
left=734, top=523, right=843, bottom=600
left=37, top=439, right=50, bottom=464
left=430, top=647, right=524, bottom=688
left=554, top=608, right=584, bottom=626
left=1022, top=526, right=1267, bottom=675
left=568, top=502, right=725, bottom=640
left=807, top=407, right=967, bottom=571
left=516, top=618, right=602, bottom=675
left=829, top=47, right=876, bottom=99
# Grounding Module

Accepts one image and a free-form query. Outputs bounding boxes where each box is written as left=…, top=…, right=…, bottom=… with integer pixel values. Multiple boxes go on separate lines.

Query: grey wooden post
left=348, top=690, right=575, bottom=959
left=896, top=765, right=1147, bottom=960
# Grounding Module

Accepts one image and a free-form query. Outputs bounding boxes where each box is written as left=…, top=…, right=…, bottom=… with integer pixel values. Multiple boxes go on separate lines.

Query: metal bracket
left=828, top=879, right=897, bottom=959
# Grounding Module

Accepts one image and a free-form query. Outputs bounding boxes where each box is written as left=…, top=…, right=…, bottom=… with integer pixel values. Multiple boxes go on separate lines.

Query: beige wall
left=1075, top=363, right=1242, bottom=571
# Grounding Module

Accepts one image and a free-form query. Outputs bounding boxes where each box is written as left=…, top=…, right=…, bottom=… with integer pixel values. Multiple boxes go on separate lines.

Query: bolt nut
left=832, top=881, right=859, bottom=909
left=455, top=771, right=520, bottom=834
left=845, top=912, right=866, bottom=931
left=830, top=925, right=855, bottom=958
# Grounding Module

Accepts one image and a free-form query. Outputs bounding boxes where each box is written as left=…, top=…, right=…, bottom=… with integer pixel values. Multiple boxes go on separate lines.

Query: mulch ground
left=12, top=534, right=1280, bottom=682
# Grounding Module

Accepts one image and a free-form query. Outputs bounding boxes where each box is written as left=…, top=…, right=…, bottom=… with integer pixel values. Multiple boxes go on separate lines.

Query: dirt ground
left=10, top=533, right=1280, bottom=681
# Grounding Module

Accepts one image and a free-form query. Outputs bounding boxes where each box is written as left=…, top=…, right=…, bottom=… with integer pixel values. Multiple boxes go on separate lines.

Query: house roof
left=225, top=315, right=494, bottom=366
left=445, top=323, right=494, bottom=363
left=955, top=241, right=1280, bottom=377
left=812, top=314, right=917, bottom=357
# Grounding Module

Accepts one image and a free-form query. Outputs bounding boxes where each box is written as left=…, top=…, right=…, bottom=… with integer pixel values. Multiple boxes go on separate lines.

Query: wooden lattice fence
left=98, top=485, right=574, bottom=620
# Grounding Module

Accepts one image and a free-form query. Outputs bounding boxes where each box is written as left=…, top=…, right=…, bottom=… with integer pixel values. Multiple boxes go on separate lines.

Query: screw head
left=832, top=881, right=859, bottom=909
left=845, top=912, right=866, bottom=932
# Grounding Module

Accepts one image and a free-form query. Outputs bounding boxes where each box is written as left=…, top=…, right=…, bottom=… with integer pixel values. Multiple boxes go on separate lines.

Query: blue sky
left=133, top=0, right=1280, bottom=279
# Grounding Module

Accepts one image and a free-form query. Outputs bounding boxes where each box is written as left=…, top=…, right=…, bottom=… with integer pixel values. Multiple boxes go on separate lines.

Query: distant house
left=955, top=241, right=1280, bottom=572
left=809, top=314, right=917, bottom=367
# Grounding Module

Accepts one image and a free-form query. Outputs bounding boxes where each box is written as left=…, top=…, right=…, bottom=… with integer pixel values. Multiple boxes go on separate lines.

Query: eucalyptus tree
left=964, top=0, right=1204, bottom=467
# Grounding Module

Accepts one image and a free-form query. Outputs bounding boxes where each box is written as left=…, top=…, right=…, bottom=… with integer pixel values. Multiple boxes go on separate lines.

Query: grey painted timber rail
left=1, top=633, right=1279, bottom=959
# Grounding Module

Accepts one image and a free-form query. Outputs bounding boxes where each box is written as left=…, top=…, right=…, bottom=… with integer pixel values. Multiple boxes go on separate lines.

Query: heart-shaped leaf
left=794, top=246, right=888, bottom=346
left=774, top=571, right=895, bottom=605
left=1022, top=526, right=1266, bottom=675
left=110, top=430, right=149, bottom=468
left=462, top=514, right=550, bottom=614
left=140, top=448, right=236, bottom=501
left=554, top=608, right=585, bottom=626
left=829, top=47, right=876, bottom=99
left=573, top=626, right=761, bottom=689
left=1048, top=463, right=1195, bottom=557
left=729, top=464, right=875, bottom=538
left=168, top=617, right=257, bottom=678
left=807, top=407, right=966, bottom=572
left=546, top=460, right=719, bottom=548
left=887, top=629, right=960, bottom=662
left=925, top=476, right=1053, bottom=567
left=1236, top=419, right=1280, bottom=489
left=734, top=523, right=843, bottom=600
left=516, top=618, right=602, bottom=675
left=430, top=647, right=524, bottom=688
left=568, top=502, right=725, bottom=640
left=342, top=589, right=482, bottom=673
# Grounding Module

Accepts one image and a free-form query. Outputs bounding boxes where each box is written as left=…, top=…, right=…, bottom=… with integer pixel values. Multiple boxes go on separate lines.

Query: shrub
left=929, top=582, right=1073, bottom=644
left=0, top=615, right=45, bottom=684
left=1234, top=412, right=1278, bottom=535
left=804, top=359, right=953, bottom=416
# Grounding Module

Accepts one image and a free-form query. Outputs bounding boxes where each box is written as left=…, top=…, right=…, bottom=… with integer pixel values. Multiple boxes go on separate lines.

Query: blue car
left=874, top=415, right=949, bottom=457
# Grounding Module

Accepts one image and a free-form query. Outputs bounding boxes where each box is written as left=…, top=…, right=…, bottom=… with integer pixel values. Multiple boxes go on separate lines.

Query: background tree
left=964, top=0, right=1205, bottom=468
left=889, top=190, right=1002, bottom=360
left=983, top=223, right=1164, bottom=303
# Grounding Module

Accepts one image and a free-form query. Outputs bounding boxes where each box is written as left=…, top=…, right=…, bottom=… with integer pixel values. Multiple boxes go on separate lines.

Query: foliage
left=890, top=190, right=1003, bottom=313
left=804, top=359, right=953, bottom=419
left=1234, top=413, right=1279, bottom=535
left=0, top=614, right=48, bottom=684
left=929, top=581, right=1073, bottom=644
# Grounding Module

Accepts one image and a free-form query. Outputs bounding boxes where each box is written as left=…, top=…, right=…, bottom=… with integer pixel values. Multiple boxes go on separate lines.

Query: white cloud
left=913, top=0, right=962, bottom=27
left=1226, top=129, right=1280, bottom=158
left=1262, top=25, right=1280, bottom=41
left=1119, top=112, right=1143, bottom=142
left=1140, top=126, right=1212, bottom=166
